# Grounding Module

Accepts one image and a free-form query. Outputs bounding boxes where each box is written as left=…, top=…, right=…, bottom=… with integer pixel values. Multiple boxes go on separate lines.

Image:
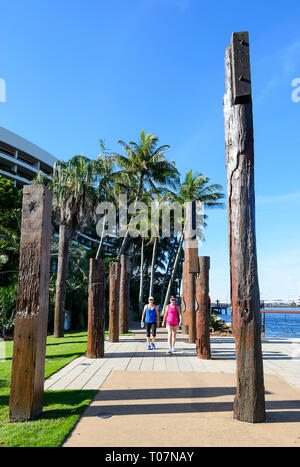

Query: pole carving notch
left=231, top=31, right=252, bottom=105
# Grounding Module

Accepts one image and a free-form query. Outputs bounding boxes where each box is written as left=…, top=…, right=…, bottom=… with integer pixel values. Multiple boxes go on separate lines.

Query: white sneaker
left=168, top=348, right=172, bottom=354
left=172, top=348, right=175, bottom=352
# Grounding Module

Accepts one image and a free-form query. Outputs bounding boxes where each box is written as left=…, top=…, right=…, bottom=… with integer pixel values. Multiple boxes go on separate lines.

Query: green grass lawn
left=0, top=330, right=132, bottom=447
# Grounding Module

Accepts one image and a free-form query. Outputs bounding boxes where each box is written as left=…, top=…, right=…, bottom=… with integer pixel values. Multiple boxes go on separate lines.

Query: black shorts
left=146, top=322, right=157, bottom=337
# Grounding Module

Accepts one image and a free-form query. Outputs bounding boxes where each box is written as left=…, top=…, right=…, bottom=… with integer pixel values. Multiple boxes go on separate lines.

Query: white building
left=0, top=126, right=116, bottom=254
left=0, top=126, right=56, bottom=186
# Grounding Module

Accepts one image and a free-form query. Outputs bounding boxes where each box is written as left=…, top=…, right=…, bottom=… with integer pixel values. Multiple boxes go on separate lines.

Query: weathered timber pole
left=184, top=201, right=198, bottom=343
left=224, top=31, right=265, bottom=423
left=195, top=256, right=211, bottom=359
left=181, top=261, right=188, bottom=334
left=119, top=255, right=131, bottom=334
left=9, top=185, right=52, bottom=422
left=185, top=259, right=196, bottom=343
left=86, top=259, right=106, bottom=358
left=108, top=262, right=120, bottom=342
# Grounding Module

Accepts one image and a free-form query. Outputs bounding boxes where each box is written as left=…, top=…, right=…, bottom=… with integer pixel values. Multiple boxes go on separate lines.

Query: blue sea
left=218, top=308, right=300, bottom=338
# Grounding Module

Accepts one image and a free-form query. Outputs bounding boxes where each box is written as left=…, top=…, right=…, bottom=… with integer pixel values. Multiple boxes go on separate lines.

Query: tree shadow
left=46, top=341, right=87, bottom=347
left=0, top=390, right=97, bottom=423
left=80, top=400, right=300, bottom=422
left=38, top=390, right=97, bottom=420
left=94, top=386, right=237, bottom=401
left=45, top=353, right=86, bottom=360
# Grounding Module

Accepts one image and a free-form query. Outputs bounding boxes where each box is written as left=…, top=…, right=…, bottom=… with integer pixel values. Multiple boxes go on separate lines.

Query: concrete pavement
left=43, top=324, right=300, bottom=446
left=45, top=325, right=300, bottom=391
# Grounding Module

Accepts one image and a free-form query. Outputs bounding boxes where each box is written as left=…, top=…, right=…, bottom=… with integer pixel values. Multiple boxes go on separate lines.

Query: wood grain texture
left=195, top=256, right=211, bottom=359
left=231, top=31, right=251, bottom=104
left=9, top=185, right=52, bottom=422
left=181, top=261, right=189, bottom=334
left=184, top=237, right=196, bottom=343
left=87, top=259, right=106, bottom=358
left=224, top=37, right=265, bottom=423
left=119, top=255, right=130, bottom=334
left=108, top=262, right=120, bottom=342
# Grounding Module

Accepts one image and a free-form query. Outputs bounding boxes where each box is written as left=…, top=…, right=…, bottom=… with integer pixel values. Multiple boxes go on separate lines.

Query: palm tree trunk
left=160, top=237, right=178, bottom=307
left=128, top=244, right=138, bottom=286
left=162, top=233, right=184, bottom=316
left=138, top=236, right=145, bottom=316
left=54, top=224, right=72, bottom=337
left=95, top=214, right=106, bottom=259
left=128, top=243, right=138, bottom=315
left=149, top=237, right=158, bottom=298
left=117, top=174, right=144, bottom=259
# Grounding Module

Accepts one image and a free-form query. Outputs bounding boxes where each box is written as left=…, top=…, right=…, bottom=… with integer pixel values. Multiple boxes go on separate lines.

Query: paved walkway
left=63, top=370, right=300, bottom=447
left=45, top=324, right=300, bottom=391
left=53, top=324, right=300, bottom=447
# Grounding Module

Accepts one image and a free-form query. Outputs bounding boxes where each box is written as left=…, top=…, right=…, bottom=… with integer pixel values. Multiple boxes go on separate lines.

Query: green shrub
left=210, top=312, right=229, bottom=333
left=0, top=284, right=17, bottom=337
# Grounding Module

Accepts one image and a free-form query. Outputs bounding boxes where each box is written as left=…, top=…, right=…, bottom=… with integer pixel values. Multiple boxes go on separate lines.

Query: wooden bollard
left=195, top=256, right=211, bottom=359
left=224, top=31, right=265, bottom=423
left=9, top=185, right=52, bottom=422
left=119, top=255, right=130, bottom=335
left=87, top=259, right=106, bottom=358
left=108, top=262, right=120, bottom=342
left=186, top=266, right=196, bottom=343
left=184, top=201, right=199, bottom=342
left=181, top=261, right=188, bottom=334
left=185, top=243, right=198, bottom=343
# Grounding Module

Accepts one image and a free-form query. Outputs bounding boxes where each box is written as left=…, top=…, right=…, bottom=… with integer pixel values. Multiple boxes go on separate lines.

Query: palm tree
left=138, top=236, right=145, bottom=315
left=159, top=236, right=178, bottom=307
left=161, top=170, right=224, bottom=312
left=113, top=130, right=179, bottom=259
left=147, top=190, right=169, bottom=299
left=162, top=232, right=184, bottom=312
left=51, top=155, right=101, bottom=337
left=94, top=140, right=117, bottom=259
left=148, top=236, right=158, bottom=299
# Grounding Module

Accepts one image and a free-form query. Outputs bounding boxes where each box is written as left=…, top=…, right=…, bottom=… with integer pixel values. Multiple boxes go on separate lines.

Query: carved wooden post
left=108, top=262, right=120, bottom=342
left=224, top=31, right=265, bottom=423
left=9, top=185, right=52, bottom=422
left=119, top=255, right=130, bottom=334
left=195, top=256, right=211, bottom=359
left=184, top=201, right=198, bottom=343
left=181, top=261, right=188, bottom=334
left=185, top=263, right=196, bottom=343
left=185, top=243, right=198, bottom=343
left=87, top=259, right=106, bottom=358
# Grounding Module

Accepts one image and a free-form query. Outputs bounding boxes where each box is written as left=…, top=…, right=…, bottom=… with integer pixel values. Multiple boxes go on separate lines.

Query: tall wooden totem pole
left=223, top=31, right=265, bottom=422
left=9, top=185, right=52, bottom=422
left=119, top=255, right=131, bottom=334
left=87, top=258, right=106, bottom=358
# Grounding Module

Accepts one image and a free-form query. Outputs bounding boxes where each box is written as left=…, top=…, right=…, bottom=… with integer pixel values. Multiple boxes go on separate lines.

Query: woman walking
left=141, top=297, right=159, bottom=350
left=162, top=296, right=182, bottom=354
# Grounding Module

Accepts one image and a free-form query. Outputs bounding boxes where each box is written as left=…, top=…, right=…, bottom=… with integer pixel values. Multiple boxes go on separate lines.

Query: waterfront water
left=218, top=308, right=300, bottom=338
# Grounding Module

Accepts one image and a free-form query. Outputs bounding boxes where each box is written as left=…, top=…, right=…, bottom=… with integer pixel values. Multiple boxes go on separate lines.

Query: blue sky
left=1, top=0, right=300, bottom=301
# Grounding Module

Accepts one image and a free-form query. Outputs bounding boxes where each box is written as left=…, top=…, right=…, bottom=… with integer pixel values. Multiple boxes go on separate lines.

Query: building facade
left=0, top=126, right=117, bottom=255
left=0, top=126, right=56, bottom=186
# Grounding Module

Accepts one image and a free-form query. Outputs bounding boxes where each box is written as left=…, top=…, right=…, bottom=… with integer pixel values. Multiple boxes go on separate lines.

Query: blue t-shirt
left=145, top=305, right=156, bottom=323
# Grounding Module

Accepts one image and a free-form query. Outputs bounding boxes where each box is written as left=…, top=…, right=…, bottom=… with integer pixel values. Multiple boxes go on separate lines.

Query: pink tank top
left=166, top=305, right=178, bottom=326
